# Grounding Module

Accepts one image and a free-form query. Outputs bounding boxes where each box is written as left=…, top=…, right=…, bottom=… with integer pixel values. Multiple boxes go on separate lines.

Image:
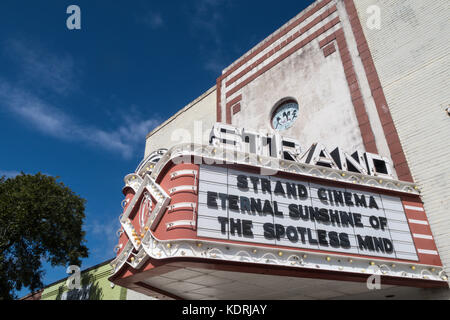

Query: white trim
left=166, top=220, right=196, bottom=231
left=417, top=249, right=439, bottom=256
left=171, top=170, right=198, bottom=180
left=169, top=185, right=197, bottom=195
left=112, top=231, right=447, bottom=283
left=413, top=234, right=433, bottom=240
left=408, top=219, right=429, bottom=226
left=150, top=144, right=421, bottom=196
left=168, top=202, right=197, bottom=212
left=404, top=205, right=424, bottom=212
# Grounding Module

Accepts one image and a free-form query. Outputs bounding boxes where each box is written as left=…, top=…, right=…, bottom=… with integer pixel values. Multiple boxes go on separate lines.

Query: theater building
left=109, top=0, right=450, bottom=300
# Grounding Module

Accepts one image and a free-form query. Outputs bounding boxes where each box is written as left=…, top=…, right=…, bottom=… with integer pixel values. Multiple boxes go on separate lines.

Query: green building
left=24, top=260, right=157, bottom=300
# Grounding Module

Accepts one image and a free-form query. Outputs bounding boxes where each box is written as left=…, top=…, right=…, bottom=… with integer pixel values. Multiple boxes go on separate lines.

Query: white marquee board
left=197, top=165, right=418, bottom=261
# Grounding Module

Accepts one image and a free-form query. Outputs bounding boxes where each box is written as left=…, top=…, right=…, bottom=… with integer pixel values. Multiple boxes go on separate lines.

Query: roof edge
left=146, top=85, right=216, bottom=139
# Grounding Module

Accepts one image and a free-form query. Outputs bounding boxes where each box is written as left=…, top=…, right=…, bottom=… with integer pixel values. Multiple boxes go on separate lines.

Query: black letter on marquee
left=344, top=192, right=354, bottom=206
left=373, top=237, right=385, bottom=252
left=207, top=192, right=218, bottom=208
left=308, top=207, right=321, bottom=222
left=380, top=217, right=388, bottom=231
left=286, top=183, right=297, bottom=198
left=286, top=226, right=299, bottom=243
left=219, top=193, right=228, bottom=210
left=339, top=233, right=351, bottom=249
left=273, top=201, right=283, bottom=217
left=218, top=217, right=228, bottom=234
left=354, top=194, right=367, bottom=208
left=333, top=190, right=344, bottom=205
left=297, top=184, right=308, bottom=200
left=340, top=211, right=354, bottom=227
left=251, top=198, right=262, bottom=215
left=329, top=231, right=340, bottom=248
left=240, top=196, right=251, bottom=214
left=263, top=200, right=274, bottom=216
left=353, top=213, right=364, bottom=228
left=297, top=227, right=307, bottom=244
left=369, top=196, right=379, bottom=210
left=369, top=216, right=380, bottom=229
left=274, top=181, right=285, bottom=196
left=264, top=223, right=275, bottom=240
left=228, top=195, right=239, bottom=212
left=329, top=210, right=341, bottom=226
left=261, top=178, right=272, bottom=194
left=383, top=238, right=394, bottom=253
left=317, top=229, right=329, bottom=247
left=275, top=224, right=285, bottom=241
left=229, top=219, right=242, bottom=236
left=319, top=208, right=330, bottom=223
left=250, top=177, right=260, bottom=192
left=242, top=220, right=254, bottom=238
left=307, top=228, right=318, bottom=245
left=298, top=205, right=308, bottom=221
left=318, top=189, right=328, bottom=202
left=357, top=235, right=375, bottom=251
left=237, top=175, right=249, bottom=190
left=289, top=204, right=300, bottom=220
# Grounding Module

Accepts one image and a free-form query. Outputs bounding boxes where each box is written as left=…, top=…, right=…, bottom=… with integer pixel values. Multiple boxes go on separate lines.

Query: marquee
left=109, top=124, right=447, bottom=290
left=198, top=165, right=417, bottom=261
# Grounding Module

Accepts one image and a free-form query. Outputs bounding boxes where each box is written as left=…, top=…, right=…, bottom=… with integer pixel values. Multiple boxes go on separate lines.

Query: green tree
left=0, top=173, right=88, bottom=300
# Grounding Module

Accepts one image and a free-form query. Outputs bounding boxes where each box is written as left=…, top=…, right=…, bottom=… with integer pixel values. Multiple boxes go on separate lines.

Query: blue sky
left=0, top=0, right=314, bottom=296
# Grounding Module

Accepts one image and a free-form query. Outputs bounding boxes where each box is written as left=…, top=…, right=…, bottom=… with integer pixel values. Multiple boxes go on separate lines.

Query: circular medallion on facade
left=271, top=100, right=299, bottom=131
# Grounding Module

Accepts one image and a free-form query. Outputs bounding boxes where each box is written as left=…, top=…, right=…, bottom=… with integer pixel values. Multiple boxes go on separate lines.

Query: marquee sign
left=198, top=165, right=418, bottom=261
left=109, top=127, right=447, bottom=288
left=210, top=123, right=394, bottom=180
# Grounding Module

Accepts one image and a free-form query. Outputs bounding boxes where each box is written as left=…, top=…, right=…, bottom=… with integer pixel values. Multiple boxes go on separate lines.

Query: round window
left=271, top=100, right=299, bottom=131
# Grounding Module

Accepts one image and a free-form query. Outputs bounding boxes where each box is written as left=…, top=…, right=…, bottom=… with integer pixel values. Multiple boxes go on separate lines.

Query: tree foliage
left=0, top=173, right=89, bottom=300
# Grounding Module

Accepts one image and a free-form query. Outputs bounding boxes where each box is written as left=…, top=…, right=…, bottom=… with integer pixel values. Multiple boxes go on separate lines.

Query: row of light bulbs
left=112, top=237, right=448, bottom=282
left=188, top=240, right=446, bottom=281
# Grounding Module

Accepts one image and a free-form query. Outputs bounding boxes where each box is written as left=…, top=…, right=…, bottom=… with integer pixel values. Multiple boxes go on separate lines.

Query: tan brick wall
left=353, top=0, right=450, bottom=289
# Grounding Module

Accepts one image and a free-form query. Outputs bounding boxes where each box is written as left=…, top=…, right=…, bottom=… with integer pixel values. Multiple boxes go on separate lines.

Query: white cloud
left=137, top=11, right=164, bottom=29
left=192, top=0, right=225, bottom=45
left=204, top=57, right=226, bottom=73
left=4, top=39, right=78, bottom=95
left=86, top=218, right=120, bottom=244
left=0, top=170, right=21, bottom=178
left=0, top=39, right=161, bottom=159
left=188, top=0, right=234, bottom=73
left=0, top=79, right=161, bottom=159
left=85, top=217, right=121, bottom=261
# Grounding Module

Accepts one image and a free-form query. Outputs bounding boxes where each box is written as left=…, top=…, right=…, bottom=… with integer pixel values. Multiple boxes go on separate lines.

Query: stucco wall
left=353, top=0, right=450, bottom=290
left=218, top=0, right=399, bottom=175
left=232, top=41, right=366, bottom=154
left=225, top=1, right=367, bottom=154
left=144, top=86, right=217, bottom=158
